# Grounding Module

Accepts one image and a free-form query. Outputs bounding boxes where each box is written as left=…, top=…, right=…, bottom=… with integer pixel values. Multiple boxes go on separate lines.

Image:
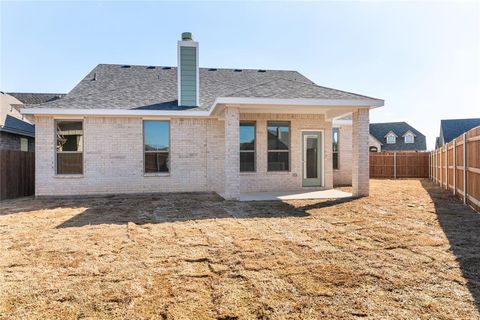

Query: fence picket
left=0, top=150, right=35, bottom=200
left=430, top=127, right=479, bottom=212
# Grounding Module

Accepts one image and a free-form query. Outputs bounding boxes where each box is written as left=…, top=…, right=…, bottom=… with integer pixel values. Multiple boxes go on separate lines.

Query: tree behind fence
left=431, top=126, right=480, bottom=212
left=370, top=152, right=430, bottom=179
left=0, top=150, right=35, bottom=200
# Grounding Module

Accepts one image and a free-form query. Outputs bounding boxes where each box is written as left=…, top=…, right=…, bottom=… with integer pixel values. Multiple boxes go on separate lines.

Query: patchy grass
left=0, top=179, right=479, bottom=319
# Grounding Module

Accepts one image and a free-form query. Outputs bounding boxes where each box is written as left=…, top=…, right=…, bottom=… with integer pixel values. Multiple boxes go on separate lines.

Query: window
left=386, top=133, right=396, bottom=144
left=332, top=128, right=339, bottom=169
left=56, top=120, right=83, bottom=174
left=240, top=122, right=255, bottom=172
left=20, top=138, right=28, bottom=152
left=267, top=122, right=290, bottom=171
left=144, top=120, right=170, bottom=173
left=404, top=134, right=414, bottom=144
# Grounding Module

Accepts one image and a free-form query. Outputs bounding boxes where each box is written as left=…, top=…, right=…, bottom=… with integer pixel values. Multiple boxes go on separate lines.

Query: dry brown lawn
left=0, top=179, right=479, bottom=319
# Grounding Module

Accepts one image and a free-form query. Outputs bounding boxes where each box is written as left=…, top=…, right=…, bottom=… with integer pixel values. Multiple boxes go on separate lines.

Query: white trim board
left=22, top=97, right=384, bottom=117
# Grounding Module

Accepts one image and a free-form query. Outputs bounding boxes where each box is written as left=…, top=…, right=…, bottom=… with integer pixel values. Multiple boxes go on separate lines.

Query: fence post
left=440, top=147, right=443, bottom=186
left=393, top=152, right=397, bottom=179
left=428, top=152, right=432, bottom=180
left=445, top=145, right=448, bottom=190
left=453, top=139, right=456, bottom=195
left=463, top=133, right=467, bottom=204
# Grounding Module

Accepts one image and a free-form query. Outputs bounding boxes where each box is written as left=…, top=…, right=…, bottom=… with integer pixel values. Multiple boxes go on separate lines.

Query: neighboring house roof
left=435, top=137, right=440, bottom=149
left=0, top=92, right=35, bottom=137
left=369, top=122, right=427, bottom=151
left=384, top=130, right=398, bottom=138
left=440, top=118, right=480, bottom=144
left=25, top=64, right=381, bottom=111
left=2, top=115, right=35, bottom=137
left=7, top=92, right=65, bottom=105
left=369, top=134, right=383, bottom=146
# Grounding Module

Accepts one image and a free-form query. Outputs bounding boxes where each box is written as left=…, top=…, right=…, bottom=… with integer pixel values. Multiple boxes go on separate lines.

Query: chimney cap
left=181, top=32, right=193, bottom=41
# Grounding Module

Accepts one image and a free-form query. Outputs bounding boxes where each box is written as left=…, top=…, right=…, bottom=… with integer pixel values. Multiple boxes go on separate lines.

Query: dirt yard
left=0, top=179, right=479, bottom=319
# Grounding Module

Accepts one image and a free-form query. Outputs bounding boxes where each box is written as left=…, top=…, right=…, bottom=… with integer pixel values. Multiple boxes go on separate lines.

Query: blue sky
left=1, top=1, right=478, bottom=149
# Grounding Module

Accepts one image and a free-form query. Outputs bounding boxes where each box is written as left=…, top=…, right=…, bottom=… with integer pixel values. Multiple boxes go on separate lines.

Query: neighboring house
left=21, top=32, right=384, bottom=199
left=0, top=92, right=64, bottom=151
left=435, top=118, right=480, bottom=148
left=369, top=122, right=426, bottom=152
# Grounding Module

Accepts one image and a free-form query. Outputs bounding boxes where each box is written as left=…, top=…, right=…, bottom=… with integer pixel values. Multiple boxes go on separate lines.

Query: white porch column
left=223, top=106, right=240, bottom=200
left=352, top=108, right=370, bottom=197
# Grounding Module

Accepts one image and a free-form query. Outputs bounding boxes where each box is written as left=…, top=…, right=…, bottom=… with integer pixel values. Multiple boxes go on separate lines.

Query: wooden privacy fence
left=431, top=126, right=480, bottom=211
left=0, top=150, right=35, bottom=200
left=370, top=152, right=430, bottom=178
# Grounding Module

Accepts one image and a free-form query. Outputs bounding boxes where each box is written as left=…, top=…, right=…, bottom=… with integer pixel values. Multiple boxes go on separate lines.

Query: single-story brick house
left=22, top=33, right=384, bottom=200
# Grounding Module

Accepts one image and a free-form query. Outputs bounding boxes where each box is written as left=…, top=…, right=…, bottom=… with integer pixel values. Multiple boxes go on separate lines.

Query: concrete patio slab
left=239, top=189, right=353, bottom=201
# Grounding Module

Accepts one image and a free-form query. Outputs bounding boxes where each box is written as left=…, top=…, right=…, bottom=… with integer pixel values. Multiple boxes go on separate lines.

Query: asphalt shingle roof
left=7, top=92, right=65, bottom=105
left=27, top=64, right=381, bottom=111
left=440, top=118, right=480, bottom=144
left=370, top=122, right=426, bottom=151
left=1, top=115, right=35, bottom=137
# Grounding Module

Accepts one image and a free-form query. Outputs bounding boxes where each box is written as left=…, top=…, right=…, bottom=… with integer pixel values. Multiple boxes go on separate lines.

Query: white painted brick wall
left=239, top=113, right=333, bottom=192
left=333, top=124, right=353, bottom=186
left=223, top=107, right=240, bottom=199
left=35, top=116, right=224, bottom=196
left=35, top=112, right=341, bottom=197
left=352, top=109, right=370, bottom=196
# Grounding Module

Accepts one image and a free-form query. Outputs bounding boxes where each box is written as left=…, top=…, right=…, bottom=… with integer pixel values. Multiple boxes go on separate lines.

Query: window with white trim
left=240, top=122, right=255, bottom=172
left=404, top=133, right=414, bottom=144
left=56, top=120, right=83, bottom=174
left=332, top=128, right=339, bottom=169
left=144, top=120, right=170, bottom=173
left=267, top=121, right=290, bottom=171
left=386, top=133, right=396, bottom=144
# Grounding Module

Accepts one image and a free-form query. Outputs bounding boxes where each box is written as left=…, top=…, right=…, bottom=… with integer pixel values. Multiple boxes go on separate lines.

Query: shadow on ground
left=51, top=192, right=327, bottom=228
left=420, top=179, right=480, bottom=311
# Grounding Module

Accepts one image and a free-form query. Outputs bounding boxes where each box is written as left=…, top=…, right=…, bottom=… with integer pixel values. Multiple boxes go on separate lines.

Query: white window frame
left=386, top=134, right=396, bottom=144
left=332, top=127, right=339, bottom=170
left=404, top=134, right=414, bottom=144
left=143, top=120, right=170, bottom=174
left=240, top=121, right=256, bottom=172
left=267, top=121, right=291, bottom=172
left=55, top=119, right=84, bottom=175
